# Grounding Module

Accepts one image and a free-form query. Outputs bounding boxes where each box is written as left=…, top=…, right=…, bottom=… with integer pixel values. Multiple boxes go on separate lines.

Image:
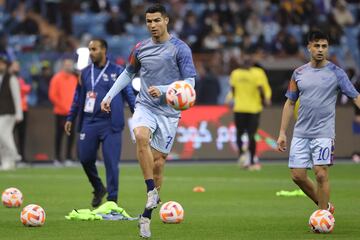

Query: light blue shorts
left=129, top=105, right=179, bottom=154
left=289, top=137, right=334, bottom=169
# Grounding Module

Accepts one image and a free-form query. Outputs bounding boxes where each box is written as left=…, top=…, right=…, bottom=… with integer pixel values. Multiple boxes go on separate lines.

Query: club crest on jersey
left=80, top=133, right=86, bottom=140
left=111, top=73, right=117, bottom=81
left=103, top=74, right=109, bottom=81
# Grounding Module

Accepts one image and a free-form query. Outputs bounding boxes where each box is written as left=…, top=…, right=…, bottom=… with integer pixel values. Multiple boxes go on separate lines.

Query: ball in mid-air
left=166, top=81, right=196, bottom=110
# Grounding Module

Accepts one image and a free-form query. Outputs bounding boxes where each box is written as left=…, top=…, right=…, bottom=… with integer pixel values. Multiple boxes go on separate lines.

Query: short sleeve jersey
left=230, top=67, right=271, bottom=113
left=286, top=62, right=359, bottom=138
left=126, top=36, right=196, bottom=117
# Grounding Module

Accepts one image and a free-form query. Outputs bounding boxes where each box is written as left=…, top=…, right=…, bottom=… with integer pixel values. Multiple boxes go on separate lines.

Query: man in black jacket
left=0, top=54, right=23, bottom=170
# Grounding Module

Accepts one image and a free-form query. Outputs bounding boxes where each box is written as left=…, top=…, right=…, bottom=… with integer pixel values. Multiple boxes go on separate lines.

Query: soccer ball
left=309, top=209, right=335, bottom=233
left=159, top=201, right=184, bottom=223
left=20, top=204, right=46, bottom=227
left=166, top=81, right=196, bottom=110
left=2, top=187, right=23, bottom=208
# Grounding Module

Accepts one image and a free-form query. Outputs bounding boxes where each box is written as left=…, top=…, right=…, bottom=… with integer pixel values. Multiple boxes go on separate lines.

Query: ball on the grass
left=1, top=187, right=23, bottom=208
left=309, top=209, right=335, bottom=233
left=20, top=204, right=46, bottom=227
left=159, top=201, right=184, bottom=224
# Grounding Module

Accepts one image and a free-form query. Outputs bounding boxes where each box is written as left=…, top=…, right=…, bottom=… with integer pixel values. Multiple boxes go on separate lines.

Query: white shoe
left=237, top=152, right=250, bottom=168
left=53, top=160, right=63, bottom=167
left=138, top=216, right=151, bottom=238
left=248, top=163, right=262, bottom=171
left=64, top=160, right=76, bottom=167
left=0, top=161, right=16, bottom=170
left=145, top=188, right=159, bottom=210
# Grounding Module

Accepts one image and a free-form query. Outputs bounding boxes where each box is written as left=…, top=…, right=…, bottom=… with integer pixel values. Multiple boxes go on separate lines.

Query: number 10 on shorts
left=317, top=147, right=330, bottom=161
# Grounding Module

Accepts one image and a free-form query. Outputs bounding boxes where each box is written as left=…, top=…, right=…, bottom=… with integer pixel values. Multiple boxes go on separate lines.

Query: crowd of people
left=0, top=0, right=359, bottom=164
left=0, top=1, right=359, bottom=105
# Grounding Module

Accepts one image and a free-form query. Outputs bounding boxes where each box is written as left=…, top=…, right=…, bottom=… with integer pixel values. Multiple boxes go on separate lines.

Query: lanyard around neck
left=91, top=61, right=110, bottom=91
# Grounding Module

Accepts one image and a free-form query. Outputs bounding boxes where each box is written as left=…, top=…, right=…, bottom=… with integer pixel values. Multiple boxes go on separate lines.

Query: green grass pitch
left=1, top=162, right=359, bottom=240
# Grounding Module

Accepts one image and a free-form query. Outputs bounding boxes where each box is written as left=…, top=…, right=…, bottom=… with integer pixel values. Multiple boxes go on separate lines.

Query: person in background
left=48, top=58, right=78, bottom=166
left=65, top=38, right=135, bottom=207
left=347, top=68, right=360, bottom=162
left=196, top=63, right=220, bottom=105
left=9, top=60, right=31, bottom=164
left=353, top=77, right=360, bottom=162
left=34, top=61, right=52, bottom=106
left=0, top=55, right=23, bottom=170
left=228, top=54, right=272, bottom=170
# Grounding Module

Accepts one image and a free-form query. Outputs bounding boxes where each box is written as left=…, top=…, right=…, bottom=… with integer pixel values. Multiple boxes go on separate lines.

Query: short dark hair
left=145, top=4, right=168, bottom=17
left=92, top=38, right=108, bottom=51
left=307, top=30, right=329, bottom=43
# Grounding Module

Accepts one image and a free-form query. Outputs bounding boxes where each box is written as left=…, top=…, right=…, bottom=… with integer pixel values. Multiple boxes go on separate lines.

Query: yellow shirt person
left=228, top=66, right=272, bottom=113
left=227, top=64, right=272, bottom=170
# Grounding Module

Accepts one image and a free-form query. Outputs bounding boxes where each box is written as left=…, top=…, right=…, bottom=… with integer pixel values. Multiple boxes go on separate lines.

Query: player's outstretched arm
left=277, top=99, right=295, bottom=152
left=101, top=69, right=135, bottom=112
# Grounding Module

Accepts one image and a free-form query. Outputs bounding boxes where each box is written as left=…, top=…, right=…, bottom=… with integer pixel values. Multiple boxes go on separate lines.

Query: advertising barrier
left=26, top=106, right=358, bottom=161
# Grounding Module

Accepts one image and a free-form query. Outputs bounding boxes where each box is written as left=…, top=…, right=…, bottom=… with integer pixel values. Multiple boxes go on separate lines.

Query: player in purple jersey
left=101, top=4, right=196, bottom=238
left=277, top=30, right=360, bottom=214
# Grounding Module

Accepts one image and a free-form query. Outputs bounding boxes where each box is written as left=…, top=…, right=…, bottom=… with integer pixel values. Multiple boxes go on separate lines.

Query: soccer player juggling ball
left=101, top=4, right=196, bottom=239
left=277, top=30, right=360, bottom=214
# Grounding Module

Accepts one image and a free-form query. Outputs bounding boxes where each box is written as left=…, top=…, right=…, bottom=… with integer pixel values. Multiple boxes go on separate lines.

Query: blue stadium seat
left=92, top=13, right=110, bottom=24
left=73, top=12, right=110, bottom=37
left=107, top=0, right=121, bottom=7
left=8, top=35, right=37, bottom=50
left=187, top=3, right=206, bottom=16
left=125, top=24, right=149, bottom=42
left=0, top=12, right=9, bottom=24
left=106, top=35, right=136, bottom=58
left=72, top=13, right=92, bottom=37
left=89, top=24, right=107, bottom=38
left=286, top=25, right=303, bottom=44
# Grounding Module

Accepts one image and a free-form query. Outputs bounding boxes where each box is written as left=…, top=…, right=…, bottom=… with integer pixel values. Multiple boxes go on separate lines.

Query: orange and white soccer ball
left=159, top=201, right=184, bottom=224
left=20, top=204, right=46, bottom=227
left=2, top=187, right=23, bottom=208
left=309, top=209, right=335, bottom=233
left=166, top=81, right=196, bottom=110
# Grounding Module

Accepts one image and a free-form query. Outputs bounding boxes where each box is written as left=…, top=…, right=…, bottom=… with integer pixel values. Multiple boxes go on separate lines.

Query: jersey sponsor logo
left=103, top=73, right=109, bottom=81
left=111, top=73, right=117, bottom=81
left=80, top=133, right=86, bottom=140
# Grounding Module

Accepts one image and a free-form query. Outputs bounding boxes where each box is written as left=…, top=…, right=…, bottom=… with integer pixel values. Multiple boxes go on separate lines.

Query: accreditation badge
left=84, top=91, right=97, bottom=113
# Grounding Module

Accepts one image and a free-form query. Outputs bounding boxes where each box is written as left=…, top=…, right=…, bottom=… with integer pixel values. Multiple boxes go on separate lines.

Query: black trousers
left=14, top=111, right=27, bottom=162
left=234, top=112, right=260, bottom=164
left=55, top=114, right=75, bottom=161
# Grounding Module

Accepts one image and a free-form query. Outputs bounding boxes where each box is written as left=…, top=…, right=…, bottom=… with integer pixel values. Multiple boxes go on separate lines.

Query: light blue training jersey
left=286, top=61, right=359, bottom=138
left=127, top=36, right=197, bottom=117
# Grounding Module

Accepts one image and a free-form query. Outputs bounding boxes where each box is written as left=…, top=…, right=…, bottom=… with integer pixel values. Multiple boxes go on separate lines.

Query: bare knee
left=291, top=170, right=307, bottom=184
left=315, top=169, right=328, bottom=184
left=134, top=128, right=150, bottom=148
left=154, top=157, right=165, bottom=170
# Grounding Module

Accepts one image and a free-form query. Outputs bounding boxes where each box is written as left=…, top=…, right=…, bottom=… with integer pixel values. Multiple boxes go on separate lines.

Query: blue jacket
left=67, top=61, right=135, bottom=133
